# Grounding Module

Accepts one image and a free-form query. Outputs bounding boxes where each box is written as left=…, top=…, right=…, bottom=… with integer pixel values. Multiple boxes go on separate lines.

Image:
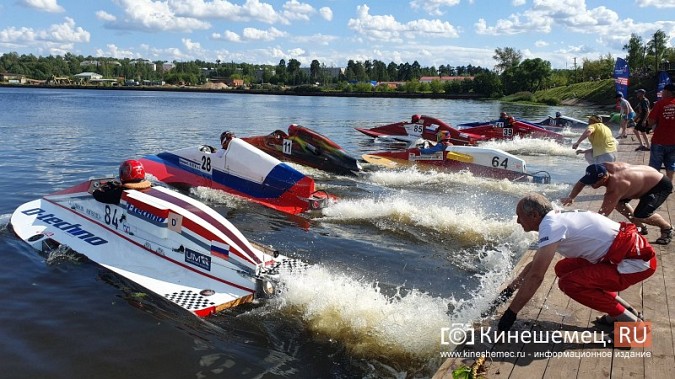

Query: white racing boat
left=10, top=178, right=297, bottom=317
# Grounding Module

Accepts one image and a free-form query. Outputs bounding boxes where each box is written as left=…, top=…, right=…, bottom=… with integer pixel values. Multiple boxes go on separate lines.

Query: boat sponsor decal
left=185, top=247, right=211, bottom=271
left=20, top=207, right=108, bottom=246
left=68, top=201, right=104, bottom=222
left=409, top=152, right=443, bottom=161
left=127, top=202, right=167, bottom=226
left=179, top=157, right=204, bottom=173
left=211, top=241, right=230, bottom=259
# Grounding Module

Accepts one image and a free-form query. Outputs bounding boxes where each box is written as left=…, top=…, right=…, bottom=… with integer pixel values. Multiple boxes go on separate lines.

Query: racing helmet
left=411, top=114, right=421, bottom=123
left=220, top=131, right=234, bottom=144
left=555, top=111, right=561, bottom=117
left=119, top=159, right=146, bottom=183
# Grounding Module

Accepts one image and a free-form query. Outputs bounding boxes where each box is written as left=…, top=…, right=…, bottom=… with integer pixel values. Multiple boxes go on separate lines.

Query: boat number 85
left=492, top=156, right=509, bottom=169
left=201, top=156, right=211, bottom=172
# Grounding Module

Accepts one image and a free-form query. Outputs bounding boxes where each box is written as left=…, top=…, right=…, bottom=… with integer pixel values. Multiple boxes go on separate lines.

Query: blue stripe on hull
left=148, top=153, right=306, bottom=199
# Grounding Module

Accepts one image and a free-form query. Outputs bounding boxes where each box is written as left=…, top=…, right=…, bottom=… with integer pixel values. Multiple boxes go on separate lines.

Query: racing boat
left=456, top=119, right=564, bottom=142
left=240, top=124, right=362, bottom=176
left=355, top=115, right=486, bottom=146
left=534, top=115, right=588, bottom=130
left=140, top=138, right=334, bottom=215
left=10, top=179, right=296, bottom=317
left=362, top=144, right=551, bottom=183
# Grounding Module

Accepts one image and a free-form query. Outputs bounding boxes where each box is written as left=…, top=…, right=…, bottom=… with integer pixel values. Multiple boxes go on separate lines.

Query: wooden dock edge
left=433, top=136, right=675, bottom=379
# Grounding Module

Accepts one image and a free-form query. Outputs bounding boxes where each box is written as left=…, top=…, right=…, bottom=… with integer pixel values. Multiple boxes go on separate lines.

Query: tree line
left=1, top=30, right=672, bottom=98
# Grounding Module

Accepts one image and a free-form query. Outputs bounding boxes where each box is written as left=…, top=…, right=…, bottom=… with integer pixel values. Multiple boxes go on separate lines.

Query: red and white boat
left=456, top=119, right=565, bottom=142
left=362, top=145, right=550, bottom=183
left=10, top=178, right=297, bottom=317
left=355, top=115, right=486, bottom=146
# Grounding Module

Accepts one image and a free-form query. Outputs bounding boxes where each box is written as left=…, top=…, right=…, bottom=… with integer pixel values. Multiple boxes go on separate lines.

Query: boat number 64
left=492, top=156, right=509, bottom=169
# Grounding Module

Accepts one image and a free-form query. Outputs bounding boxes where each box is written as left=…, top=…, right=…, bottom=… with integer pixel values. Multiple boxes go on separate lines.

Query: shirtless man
left=561, top=162, right=673, bottom=244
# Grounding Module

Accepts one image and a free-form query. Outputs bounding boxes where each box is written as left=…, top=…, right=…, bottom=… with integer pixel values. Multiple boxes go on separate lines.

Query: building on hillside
left=419, top=76, right=474, bottom=83
left=0, top=73, right=27, bottom=84
left=74, top=72, right=103, bottom=83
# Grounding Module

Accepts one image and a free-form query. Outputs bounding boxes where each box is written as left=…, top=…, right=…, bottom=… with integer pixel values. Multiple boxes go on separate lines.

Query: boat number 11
left=492, top=156, right=509, bottom=169
left=282, top=139, right=293, bottom=155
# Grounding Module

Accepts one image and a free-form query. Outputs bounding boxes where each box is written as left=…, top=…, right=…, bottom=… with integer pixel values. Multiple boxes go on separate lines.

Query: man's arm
left=498, top=242, right=558, bottom=331
left=506, top=242, right=558, bottom=313
left=561, top=181, right=586, bottom=205
left=599, top=189, right=622, bottom=216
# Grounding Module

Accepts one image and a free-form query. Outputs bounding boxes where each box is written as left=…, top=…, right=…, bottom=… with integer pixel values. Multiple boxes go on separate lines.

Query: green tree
left=623, top=33, right=646, bottom=74
left=647, top=29, right=668, bottom=72
left=493, top=47, right=522, bottom=73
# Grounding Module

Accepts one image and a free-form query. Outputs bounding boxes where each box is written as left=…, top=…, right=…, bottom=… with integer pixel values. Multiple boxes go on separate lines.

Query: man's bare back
left=604, top=162, right=664, bottom=200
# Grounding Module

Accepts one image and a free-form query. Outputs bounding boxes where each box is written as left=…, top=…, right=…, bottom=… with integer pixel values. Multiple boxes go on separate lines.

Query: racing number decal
left=201, top=155, right=211, bottom=172
left=492, top=156, right=509, bottom=169
left=104, top=205, right=120, bottom=229
left=168, top=212, right=183, bottom=232
left=413, top=125, right=424, bottom=134
left=282, top=139, right=293, bottom=155
left=503, top=128, right=513, bottom=137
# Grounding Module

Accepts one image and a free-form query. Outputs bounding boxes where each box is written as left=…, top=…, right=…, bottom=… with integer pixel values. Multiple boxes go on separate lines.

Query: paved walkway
left=434, top=136, right=675, bottom=379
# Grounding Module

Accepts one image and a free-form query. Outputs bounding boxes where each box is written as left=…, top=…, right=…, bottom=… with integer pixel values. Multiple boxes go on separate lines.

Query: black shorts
left=633, top=176, right=673, bottom=218
left=635, top=121, right=651, bottom=133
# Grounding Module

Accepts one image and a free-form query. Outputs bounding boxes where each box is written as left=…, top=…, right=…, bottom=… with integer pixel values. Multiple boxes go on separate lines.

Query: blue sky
left=1, top=0, right=674, bottom=70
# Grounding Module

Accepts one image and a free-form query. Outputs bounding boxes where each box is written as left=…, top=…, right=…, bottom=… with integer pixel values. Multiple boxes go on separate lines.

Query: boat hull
left=363, top=145, right=547, bottom=182
left=10, top=180, right=290, bottom=317
left=241, top=125, right=362, bottom=176
left=456, top=119, right=564, bottom=142
left=355, top=115, right=485, bottom=145
left=141, top=140, right=332, bottom=215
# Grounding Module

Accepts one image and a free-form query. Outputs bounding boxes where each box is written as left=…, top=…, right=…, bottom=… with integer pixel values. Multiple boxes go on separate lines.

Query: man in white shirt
left=497, top=193, right=656, bottom=332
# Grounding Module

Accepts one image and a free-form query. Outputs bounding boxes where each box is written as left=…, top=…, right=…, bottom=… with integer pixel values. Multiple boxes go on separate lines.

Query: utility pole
left=573, top=57, right=578, bottom=83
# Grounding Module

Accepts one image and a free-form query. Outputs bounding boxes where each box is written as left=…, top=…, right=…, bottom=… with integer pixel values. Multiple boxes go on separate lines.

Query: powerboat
left=140, top=138, right=335, bottom=216
left=10, top=179, right=297, bottom=317
left=355, top=115, right=486, bottom=146
left=362, top=144, right=551, bottom=183
left=534, top=115, right=588, bottom=130
left=241, top=124, right=362, bottom=176
left=456, top=119, right=564, bottom=142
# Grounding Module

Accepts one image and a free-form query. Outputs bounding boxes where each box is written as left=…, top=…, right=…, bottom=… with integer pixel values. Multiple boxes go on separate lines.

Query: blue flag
left=614, top=58, right=630, bottom=98
left=657, top=71, right=672, bottom=100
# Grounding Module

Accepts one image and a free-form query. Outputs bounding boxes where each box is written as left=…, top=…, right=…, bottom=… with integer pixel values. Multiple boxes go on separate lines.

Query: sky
left=1, top=0, right=674, bottom=70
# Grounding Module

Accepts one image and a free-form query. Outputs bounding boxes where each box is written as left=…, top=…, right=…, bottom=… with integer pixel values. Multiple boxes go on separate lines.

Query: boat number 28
left=492, top=156, right=509, bottom=169
left=201, top=156, right=211, bottom=172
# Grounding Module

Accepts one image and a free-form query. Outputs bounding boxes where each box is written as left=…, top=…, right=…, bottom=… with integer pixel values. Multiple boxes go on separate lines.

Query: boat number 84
left=492, top=156, right=509, bottom=169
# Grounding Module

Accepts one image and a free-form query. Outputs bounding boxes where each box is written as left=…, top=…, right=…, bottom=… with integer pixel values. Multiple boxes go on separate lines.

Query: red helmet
left=119, top=159, right=146, bottom=183
left=411, top=114, right=421, bottom=123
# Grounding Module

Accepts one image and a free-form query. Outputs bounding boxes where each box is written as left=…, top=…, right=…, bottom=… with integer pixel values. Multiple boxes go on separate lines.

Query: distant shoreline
left=0, top=83, right=486, bottom=100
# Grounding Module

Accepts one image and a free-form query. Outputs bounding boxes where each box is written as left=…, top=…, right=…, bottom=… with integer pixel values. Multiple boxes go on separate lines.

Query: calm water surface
left=0, top=88, right=613, bottom=378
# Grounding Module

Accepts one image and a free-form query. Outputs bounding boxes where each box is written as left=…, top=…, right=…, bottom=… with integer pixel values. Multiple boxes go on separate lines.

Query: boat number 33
left=492, top=156, right=509, bottom=169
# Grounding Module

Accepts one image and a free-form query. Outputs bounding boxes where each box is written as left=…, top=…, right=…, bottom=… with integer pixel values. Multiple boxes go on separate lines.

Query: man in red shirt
left=647, top=83, right=675, bottom=180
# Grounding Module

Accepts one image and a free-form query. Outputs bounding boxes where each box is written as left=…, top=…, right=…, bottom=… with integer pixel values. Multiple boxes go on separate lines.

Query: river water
left=0, top=87, right=612, bottom=378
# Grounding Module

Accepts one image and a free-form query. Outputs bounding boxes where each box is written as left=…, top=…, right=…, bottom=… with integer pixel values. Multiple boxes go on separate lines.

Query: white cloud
left=242, top=26, right=287, bottom=41
left=213, top=30, right=242, bottom=42
left=182, top=38, right=201, bottom=51
left=409, top=0, right=460, bottom=16
left=291, top=33, right=338, bottom=46
left=20, top=0, right=64, bottom=13
left=0, top=17, right=88, bottom=56
left=535, top=40, right=549, bottom=47
left=167, top=0, right=288, bottom=25
left=638, top=0, right=675, bottom=8
left=95, top=44, right=137, bottom=59
left=96, top=11, right=117, bottom=22
left=106, top=0, right=211, bottom=32
left=348, top=4, right=459, bottom=42
left=319, top=7, right=333, bottom=21
left=282, top=0, right=315, bottom=21
left=512, top=0, right=527, bottom=5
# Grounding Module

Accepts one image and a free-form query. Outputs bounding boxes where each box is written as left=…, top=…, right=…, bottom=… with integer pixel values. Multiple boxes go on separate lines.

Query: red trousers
left=554, top=257, right=657, bottom=317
